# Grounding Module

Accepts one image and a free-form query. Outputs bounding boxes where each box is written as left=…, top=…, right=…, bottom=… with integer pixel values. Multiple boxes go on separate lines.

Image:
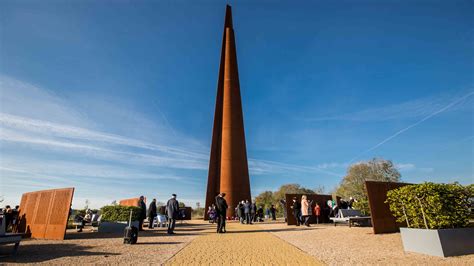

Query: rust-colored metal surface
left=285, top=194, right=338, bottom=225
left=17, top=188, right=74, bottom=240
left=366, top=181, right=411, bottom=234
left=119, top=197, right=143, bottom=207
left=205, top=5, right=251, bottom=218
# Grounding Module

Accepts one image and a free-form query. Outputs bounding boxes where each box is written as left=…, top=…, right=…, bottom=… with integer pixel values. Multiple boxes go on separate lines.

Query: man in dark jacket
left=147, top=198, right=157, bottom=229
left=244, top=200, right=251, bottom=224
left=138, top=196, right=147, bottom=231
left=250, top=202, right=257, bottom=223
left=270, top=204, right=277, bottom=220
left=291, top=197, right=301, bottom=226
left=215, top=193, right=228, bottom=233
left=166, top=194, right=179, bottom=234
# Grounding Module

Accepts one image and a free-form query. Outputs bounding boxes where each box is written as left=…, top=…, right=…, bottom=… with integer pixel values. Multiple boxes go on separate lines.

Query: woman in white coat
left=301, top=195, right=310, bottom=227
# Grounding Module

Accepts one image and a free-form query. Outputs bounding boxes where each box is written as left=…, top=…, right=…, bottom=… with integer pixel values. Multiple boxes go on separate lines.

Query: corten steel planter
left=400, top=227, right=474, bottom=257
left=98, top=221, right=139, bottom=233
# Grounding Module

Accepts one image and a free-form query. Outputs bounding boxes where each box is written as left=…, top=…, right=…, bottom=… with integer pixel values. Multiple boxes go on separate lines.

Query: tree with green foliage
left=336, top=158, right=401, bottom=214
left=255, top=191, right=274, bottom=209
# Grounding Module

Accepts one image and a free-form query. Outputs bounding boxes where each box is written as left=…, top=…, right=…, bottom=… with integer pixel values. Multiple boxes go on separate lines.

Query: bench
left=0, top=214, right=22, bottom=256
left=73, top=214, right=101, bottom=231
left=330, top=209, right=371, bottom=227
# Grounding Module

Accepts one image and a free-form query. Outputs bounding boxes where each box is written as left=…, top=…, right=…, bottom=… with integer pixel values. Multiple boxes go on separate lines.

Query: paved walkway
left=165, top=221, right=321, bottom=265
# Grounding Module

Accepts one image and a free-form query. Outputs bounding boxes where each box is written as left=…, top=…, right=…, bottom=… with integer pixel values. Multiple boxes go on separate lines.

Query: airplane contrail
left=348, top=90, right=474, bottom=164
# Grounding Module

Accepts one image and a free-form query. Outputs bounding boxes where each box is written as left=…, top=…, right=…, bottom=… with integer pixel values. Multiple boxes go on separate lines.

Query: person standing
left=138, top=196, right=147, bottom=231
left=237, top=201, right=244, bottom=224
left=270, top=204, right=277, bottom=220
left=147, top=198, right=157, bottom=229
left=301, top=196, right=310, bottom=227
left=215, top=193, right=228, bottom=233
left=250, top=202, right=257, bottom=223
left=291, top=197, right=301, bottom=226
left=314, top=203, right=321, bottom=224
left=244, top=200, right=251, bottom=224
left=166, top=194, right=179, bottom=234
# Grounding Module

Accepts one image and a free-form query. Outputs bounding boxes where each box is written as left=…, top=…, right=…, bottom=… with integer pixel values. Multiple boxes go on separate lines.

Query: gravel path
left=1, top=222, right=205, bottom=265
left=166, top=221, right=322, bottom=265
left=258, top=221, right=474, bottom=265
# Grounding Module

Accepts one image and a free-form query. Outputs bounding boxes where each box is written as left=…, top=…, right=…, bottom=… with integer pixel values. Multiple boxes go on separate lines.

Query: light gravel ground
left=258, top=221, right=474, bottom=265
left=0, top=222, right=203, bottom=265
left=2, top=220, right=473, bottom=265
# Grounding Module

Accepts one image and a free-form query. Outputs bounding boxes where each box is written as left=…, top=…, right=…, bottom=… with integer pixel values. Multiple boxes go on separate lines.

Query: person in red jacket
left=314, top=203, right=321, bottom=224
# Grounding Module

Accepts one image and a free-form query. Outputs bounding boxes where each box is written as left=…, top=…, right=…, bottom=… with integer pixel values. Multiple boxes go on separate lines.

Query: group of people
left=291, top=195, right=314, bottom=227
left=138, top=194, right=180, bottom=235
left=1, top=205, right=19, bottom=232
left=290, top=195, right=358, bottom=226
left=234, top=200, right=277, bottom=224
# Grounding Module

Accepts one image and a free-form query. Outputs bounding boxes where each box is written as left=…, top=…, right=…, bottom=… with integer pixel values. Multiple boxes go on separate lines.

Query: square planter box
left=400, top=227, right=474, bottom=257
left=99, top=221, right=139, bottom=233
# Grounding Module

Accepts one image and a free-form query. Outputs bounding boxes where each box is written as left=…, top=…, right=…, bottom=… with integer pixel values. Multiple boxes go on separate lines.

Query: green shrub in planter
left=100, top=205, right=142, bottom=222
left=352, top=197, right=370, bottom=216
left=386, top=182, right=471, bottom=229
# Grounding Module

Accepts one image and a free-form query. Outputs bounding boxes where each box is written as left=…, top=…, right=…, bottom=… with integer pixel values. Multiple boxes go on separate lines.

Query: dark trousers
left=139, top=218, right=145, bottom=230
left=167, top=218, right=176, bottom=233
left=148, top=216, right=154, bottom=229
left=293, top=210, right=301, bottom=225
left=245, top=213, right=251, bottom=224
left=302, top=215, right=310, bottom=226
left=251, top=213, right=256, bottom=222
left=217, top=214, right=226, bottom=233
left=271, top=212, right=276, bottom=220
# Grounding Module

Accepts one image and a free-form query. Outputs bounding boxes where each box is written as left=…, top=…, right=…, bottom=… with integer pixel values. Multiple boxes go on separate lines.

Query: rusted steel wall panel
left=366, top=181, right=411, bottom=234
left=119, top=197, right=144, bottom=207
left=285, top=194, right=337, bottom=225
left=17, top=188, right=74, bottom=240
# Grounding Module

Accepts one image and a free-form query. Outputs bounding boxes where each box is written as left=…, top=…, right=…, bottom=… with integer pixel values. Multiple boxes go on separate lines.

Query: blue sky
left=1, top=0, right=473, bottom=208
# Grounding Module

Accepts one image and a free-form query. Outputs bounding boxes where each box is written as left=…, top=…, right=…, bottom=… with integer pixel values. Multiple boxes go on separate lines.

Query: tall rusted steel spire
left=205, top=5, right=251, bottom=218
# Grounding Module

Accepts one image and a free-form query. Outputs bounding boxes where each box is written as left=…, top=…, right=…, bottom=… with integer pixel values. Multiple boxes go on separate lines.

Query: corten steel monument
left=205, top=5, right=251, bottom=218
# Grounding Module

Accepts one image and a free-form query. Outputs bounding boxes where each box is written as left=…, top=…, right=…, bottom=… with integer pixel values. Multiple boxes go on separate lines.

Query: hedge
left=386, top=182, right=471, bottom=229
left=100, top=205, right=142, bottom=222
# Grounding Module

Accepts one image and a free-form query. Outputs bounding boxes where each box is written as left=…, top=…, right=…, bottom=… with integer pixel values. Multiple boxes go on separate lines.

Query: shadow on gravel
left=0, top=243, right=118, bottom=263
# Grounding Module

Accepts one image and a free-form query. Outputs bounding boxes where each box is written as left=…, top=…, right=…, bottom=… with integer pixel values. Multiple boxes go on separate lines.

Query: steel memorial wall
left=17, top=188, right=74, bottom=240
left=365, top=181, right=411, bottom=234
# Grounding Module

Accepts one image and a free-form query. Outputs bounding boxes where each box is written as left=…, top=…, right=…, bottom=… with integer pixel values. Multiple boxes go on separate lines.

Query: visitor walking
left=147, top=198, right=157, bottom=229
left=291, top=197, right=301, bottom=226
left=166, top=194, right=179, bottom=234
left=215, top=193, right=228, bottom=233
left=301, top=195, right=310, bottom=227
left=138, top=196, right=147, bottom=231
